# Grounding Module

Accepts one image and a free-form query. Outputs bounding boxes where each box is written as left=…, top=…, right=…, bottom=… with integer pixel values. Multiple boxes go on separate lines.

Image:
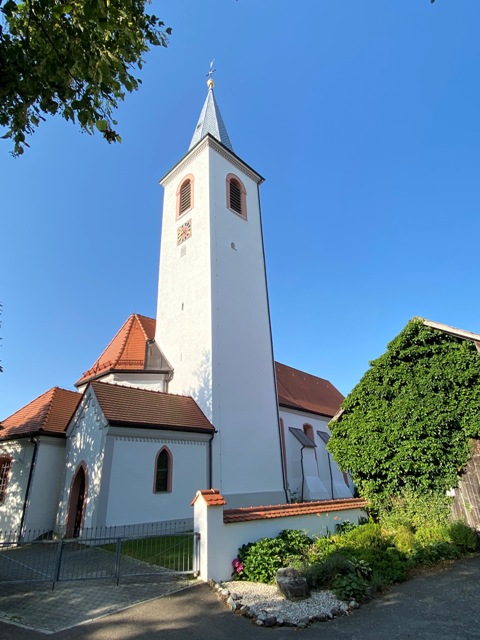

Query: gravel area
left=218, top=581, right=351, bottom=627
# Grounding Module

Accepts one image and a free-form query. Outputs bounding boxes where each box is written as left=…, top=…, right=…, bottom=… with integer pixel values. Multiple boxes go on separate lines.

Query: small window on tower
left=226, top=173, right=247, bottom=219
left=176, top=174, right=194, bottom=218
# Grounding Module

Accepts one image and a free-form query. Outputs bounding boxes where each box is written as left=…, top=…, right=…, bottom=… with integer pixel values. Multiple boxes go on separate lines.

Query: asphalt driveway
left=0, top=554, right=479, bottom=639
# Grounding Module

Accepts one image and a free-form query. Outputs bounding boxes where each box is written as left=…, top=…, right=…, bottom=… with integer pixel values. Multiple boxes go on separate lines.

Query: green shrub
left=411, top=541, right=462, bottom=566
left=304, top=550, right=355, bottom=588
left=340, top=520, right=391, bottom=550
left=349, top=546, right=409, bottom=584
left=447, top=521, right=478, bottom=552
left=414, top=524, right=450, bottom=547
left=379, top=489, right=451, bottom=531
left=278, top=529, right=312, bottom=555
left=393, top=525, right=416, bottom=554
left=331, top=572, right=369, bottom=602
left=234, top=530, right=312, bottom=583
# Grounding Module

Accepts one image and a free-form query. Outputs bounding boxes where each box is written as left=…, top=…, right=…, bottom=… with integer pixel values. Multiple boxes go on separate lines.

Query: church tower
left=155, top=75, right=285, bottom=507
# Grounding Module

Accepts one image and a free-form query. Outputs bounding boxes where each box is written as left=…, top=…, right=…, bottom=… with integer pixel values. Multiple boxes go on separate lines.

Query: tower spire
left=188, top=63, right=233, bottom=152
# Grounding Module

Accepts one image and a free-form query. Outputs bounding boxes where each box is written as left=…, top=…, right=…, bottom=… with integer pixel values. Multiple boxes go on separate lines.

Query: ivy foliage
left=328, top=319, right=480, bottom=509
left=0, top=0, right=171, bottom=155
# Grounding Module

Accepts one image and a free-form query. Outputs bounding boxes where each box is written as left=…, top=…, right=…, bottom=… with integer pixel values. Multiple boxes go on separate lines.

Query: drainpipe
left=18, top=437, right=39, bottom=543
left=326, top=451, right=335, bottom=500
left=300, top=446, right=306, bottom=503
left=208, top=431, right=217, bottom=489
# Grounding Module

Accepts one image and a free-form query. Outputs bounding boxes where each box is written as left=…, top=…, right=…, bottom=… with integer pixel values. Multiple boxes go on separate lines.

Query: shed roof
left=0, top=387, right=81, bottom=439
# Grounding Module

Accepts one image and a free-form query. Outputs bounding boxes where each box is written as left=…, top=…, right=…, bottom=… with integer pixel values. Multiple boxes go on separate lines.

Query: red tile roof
left=223, top=498, right=367, bottom=523
left=76, top=314, right=156, bottom=386
left=0, top=388, right=81, bottom=440
left=276, top=362, right=344, bottom=418
left=77, top=314, right=343, bottom=418
left=91, top=381, right=214, bottom=433
left=191, top=489, right=227, bottom=506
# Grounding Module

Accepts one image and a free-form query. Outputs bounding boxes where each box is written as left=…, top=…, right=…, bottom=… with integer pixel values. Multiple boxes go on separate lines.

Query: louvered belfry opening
left=229, top=179, right=242, bottom=214
left=179, top=180, right=191, bottom=214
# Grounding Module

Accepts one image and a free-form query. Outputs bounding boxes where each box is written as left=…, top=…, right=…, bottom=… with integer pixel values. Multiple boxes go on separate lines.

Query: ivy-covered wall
left=328, top=318, right=480, bottom=509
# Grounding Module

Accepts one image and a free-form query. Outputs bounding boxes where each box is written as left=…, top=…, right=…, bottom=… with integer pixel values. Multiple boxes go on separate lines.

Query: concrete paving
left=0, top=555, right=479, bottom=639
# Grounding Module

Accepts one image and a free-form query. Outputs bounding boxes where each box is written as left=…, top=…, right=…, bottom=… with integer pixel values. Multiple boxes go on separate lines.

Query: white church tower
left=155, top=74, right=286, bottom=507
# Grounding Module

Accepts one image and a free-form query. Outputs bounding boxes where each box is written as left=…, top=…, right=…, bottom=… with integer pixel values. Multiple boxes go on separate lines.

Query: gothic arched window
left=154, top=447, right=172, bottom=493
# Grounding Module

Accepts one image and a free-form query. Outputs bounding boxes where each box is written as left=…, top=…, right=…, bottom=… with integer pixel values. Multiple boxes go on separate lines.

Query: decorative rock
left=263, top=616, right=277, bottom=627
left=276, top=567, right=311, bottom=601
left=297, top=617, right=310, bottom=628
left=255, top=620, right=264, bottom=627
left=240, top=604, right=251, bottom=617
left=226, top=596, right=241, bottom=611
left=349, top=600, right=360, bottom=609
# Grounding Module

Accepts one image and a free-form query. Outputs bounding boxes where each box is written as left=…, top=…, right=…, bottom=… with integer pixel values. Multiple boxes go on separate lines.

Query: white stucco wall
left=57, top=389, right=107, bottom=531
left=24, top=438, right=66, bottom=533
left=102, top=428, right=210, bottom=526
left=280, top=408, right=353, bottom=501
left=156, top=137, right=284, bottom=508
left=0, top=440, right=34, bottom=534
left=99, top=372, right=170, bottom=392
left=194, top=494, right=367, bottom=582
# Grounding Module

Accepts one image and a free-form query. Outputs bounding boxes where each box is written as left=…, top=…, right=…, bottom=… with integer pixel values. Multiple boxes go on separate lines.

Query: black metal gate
left=0, top=521, right=199, bottom=587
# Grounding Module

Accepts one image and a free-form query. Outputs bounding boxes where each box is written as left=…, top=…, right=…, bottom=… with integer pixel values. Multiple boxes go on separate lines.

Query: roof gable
left=0, top=388, right=81, bottom=439
left=275, top=362, right=344, bottom=418
left=90, top=381, right=214, bottom=433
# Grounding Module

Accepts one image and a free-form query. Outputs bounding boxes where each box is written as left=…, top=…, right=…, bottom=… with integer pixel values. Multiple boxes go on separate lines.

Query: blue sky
left=2, top=1, right=480, bottom=418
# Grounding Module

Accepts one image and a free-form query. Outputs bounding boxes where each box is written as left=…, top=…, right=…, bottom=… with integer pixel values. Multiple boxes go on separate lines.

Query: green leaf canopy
left=0, top=0, right=171, bottom=155
left=328, top=319, right=480, bottom=509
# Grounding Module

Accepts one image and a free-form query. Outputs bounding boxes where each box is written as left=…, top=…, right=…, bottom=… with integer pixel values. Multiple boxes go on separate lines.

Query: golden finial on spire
left=206, top=59, right=216, bottom=89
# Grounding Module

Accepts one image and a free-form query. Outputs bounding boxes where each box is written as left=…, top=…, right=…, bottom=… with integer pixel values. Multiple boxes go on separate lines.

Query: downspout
left=18, top=437, right=39, bottom=543
left=300, top=445, right=306, bottom=503
left=208, top=431, right=217, bottom=489
left=326, top=451, right=334, bottom=500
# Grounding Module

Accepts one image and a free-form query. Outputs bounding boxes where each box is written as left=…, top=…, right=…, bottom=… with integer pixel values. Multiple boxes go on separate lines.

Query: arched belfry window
left=154, top=447, right=172, bottom=493
left=226, top=173, right=247, bottom=219
left=176, top=174, right=194, bottom=218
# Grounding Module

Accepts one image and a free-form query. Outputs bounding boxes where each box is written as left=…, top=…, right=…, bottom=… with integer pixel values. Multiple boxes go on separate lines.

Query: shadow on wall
left=188, top=350, right=212, bottom=420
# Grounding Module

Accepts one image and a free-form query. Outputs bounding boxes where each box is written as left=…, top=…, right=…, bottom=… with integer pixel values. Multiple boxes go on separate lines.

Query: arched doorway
left=66, top=464, right=87, bottom=537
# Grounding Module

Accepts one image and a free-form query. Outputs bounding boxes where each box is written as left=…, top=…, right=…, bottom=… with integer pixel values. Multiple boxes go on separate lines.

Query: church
left=0, top=77, right=353, bottom=538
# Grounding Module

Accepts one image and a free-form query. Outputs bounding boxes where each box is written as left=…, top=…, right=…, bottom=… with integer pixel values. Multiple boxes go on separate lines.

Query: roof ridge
left=80, top=314, right=135, bottom=380
left=41, top=387, right=57, bottom=431
left=276, top=361, right=329, bottom=384
left=134, top=313, right=153, bottom=343
left=115, top=314, right=136, bottom=367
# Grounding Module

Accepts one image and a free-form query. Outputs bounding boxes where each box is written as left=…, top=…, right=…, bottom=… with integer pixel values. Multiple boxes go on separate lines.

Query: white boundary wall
left=193, top=491, right=367, bottom=582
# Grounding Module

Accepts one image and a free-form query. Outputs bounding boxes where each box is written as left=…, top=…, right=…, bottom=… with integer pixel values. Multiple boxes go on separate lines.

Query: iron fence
left=0, top=520, right=199, bottom=586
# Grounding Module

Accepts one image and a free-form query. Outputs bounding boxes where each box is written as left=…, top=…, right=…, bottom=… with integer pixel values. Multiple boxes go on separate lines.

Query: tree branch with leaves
left=0, top=0, right=171, bottom=155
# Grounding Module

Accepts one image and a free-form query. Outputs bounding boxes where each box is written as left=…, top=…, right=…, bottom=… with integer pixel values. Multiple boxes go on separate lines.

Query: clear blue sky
left=2, top=1, right=480, bottom=418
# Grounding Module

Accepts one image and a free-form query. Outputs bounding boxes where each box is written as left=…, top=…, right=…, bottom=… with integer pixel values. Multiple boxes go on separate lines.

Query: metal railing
left=0, top=520, right=199, bottom=586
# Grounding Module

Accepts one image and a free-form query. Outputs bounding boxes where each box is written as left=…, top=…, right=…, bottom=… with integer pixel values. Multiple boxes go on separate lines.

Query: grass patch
left=102, top=534, right=194, bottom=572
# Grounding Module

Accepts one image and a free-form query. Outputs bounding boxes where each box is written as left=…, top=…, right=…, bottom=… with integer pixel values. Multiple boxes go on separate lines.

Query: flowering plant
left=231, top=557, right=244, bottom=579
